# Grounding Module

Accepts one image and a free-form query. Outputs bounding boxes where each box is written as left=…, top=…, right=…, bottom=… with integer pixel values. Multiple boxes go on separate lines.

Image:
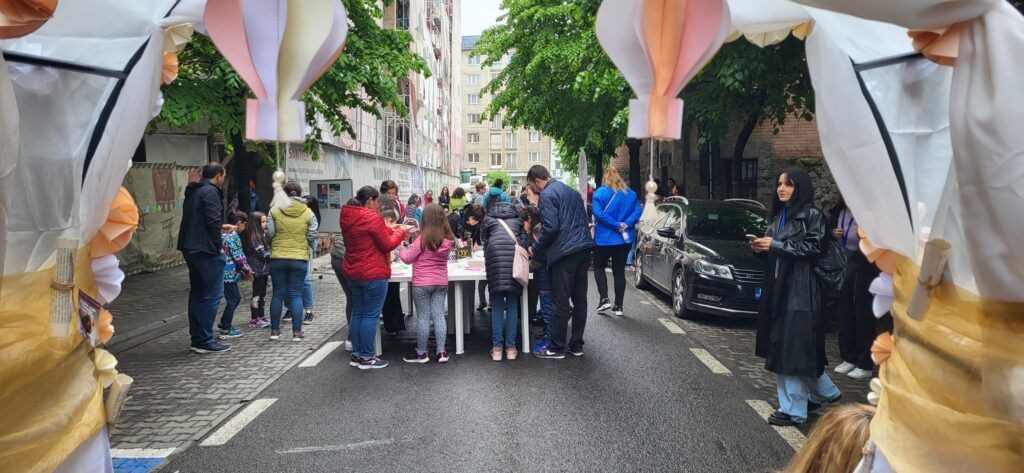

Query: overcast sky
left=461, top=0, right=503, bottom=36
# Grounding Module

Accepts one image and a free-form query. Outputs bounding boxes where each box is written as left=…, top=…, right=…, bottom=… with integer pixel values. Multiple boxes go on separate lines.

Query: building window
left=506, top=132, right=517, bottom=149
left=467, top=153, right=480, bottom=163
left=468, top=113, right=481, bottom=124
left=740, top=158, right=758, bottom=182
left=468, top=93, right=480, bottom=105
left=529, top=152, right=540, bottom=163
left=467, top=74, right=480, bottom=85
left=554, top=160, right=561, bottom=171
left=490, top=113, right=503, bottom=130
left=529, top=131, right=541, bottom=142
left=490, top=59, right=502, bottom=70
left=490, top=153, right=502, bottom=167
left=489, top=133, right=501, bottom=150
left=490, top=72, right=499, bottom=81
left=468, top=55, right=481, bottom=65
left=467, top=133, right=480, bottom=143
left=506, top=153, right=516, bottom=170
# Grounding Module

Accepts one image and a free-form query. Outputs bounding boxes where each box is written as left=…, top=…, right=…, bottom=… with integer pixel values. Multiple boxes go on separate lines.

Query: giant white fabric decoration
left=204, top=0, right=349, bottom=142
left=597, top=0, right=731, bottom=140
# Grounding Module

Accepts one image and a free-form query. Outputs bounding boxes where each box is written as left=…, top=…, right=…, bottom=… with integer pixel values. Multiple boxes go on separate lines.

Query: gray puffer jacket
left=480, top=202, right=527, bottom=295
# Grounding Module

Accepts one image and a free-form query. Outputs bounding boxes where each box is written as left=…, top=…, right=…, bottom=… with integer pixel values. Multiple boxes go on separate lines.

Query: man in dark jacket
left=177, top=163, right=230, bottom=353
left=527, top=165, right=594, bottom=359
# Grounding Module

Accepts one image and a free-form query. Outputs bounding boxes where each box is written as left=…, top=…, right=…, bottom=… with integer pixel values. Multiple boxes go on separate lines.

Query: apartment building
left=461, top=35, right=557, bottom=188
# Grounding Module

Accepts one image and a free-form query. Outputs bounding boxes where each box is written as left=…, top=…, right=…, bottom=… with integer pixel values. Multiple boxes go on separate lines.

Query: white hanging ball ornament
left=273, top=170, right=285, bottom=184
left=645, top=180, right=658, bottom=195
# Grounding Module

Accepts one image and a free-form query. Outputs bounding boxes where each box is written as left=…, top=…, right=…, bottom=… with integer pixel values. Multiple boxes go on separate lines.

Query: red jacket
left=340, top=205, right=406, bottom=282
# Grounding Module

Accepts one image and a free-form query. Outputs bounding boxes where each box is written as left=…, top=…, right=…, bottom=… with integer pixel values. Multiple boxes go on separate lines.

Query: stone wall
left=757, top=156, right=840, bottom=211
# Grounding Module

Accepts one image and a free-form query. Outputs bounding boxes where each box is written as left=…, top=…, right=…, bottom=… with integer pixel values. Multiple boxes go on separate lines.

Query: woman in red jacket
left=341, top=186, right=410, bottom=369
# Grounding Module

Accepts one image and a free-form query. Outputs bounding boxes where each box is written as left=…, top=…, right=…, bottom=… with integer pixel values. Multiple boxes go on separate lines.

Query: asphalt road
left=160, top=279, right=796, bottom=473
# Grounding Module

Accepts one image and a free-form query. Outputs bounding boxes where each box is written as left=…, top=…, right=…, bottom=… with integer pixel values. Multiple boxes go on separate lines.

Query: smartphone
left=746, top=234, right=758, bottom=241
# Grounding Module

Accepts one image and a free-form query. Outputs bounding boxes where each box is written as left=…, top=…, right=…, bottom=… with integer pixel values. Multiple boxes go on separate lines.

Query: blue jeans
left=184, top=252, right=226, bottom=346
left=538, top=290, right=554, bottom=342
left=350, top=279, right=388, bottom=359
left=270, top=259, right=307, bottom=333
left=490, top=291, right=519, bottom=349
left=220, top=281, right=241, bottom=330
left=626, top=241, right=636, bottom=266
left=777, top=373, right=841, bottom=422
left=301, top=271, right=313, bottom=309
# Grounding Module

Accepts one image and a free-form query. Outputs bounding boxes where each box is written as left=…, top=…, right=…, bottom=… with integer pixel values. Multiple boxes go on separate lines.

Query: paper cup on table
left=105, top=373, right=133, bottom=426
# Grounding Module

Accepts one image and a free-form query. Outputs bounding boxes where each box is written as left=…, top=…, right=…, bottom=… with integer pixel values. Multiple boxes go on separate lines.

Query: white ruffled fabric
left=869, top=273, right=894, bottom=318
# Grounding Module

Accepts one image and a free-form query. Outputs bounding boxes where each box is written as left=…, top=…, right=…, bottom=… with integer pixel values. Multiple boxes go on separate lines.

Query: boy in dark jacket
left=480, top=201, right=527, bottom=361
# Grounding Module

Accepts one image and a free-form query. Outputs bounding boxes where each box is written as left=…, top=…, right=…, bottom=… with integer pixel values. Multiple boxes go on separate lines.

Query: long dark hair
left=243, top=211, right=268, bottom=250
left=303, top=195, right=322, bottom=223
left=440, top=187, right=450, bottom=198
left=419, top=204, right=454, bottom=251
left=452, top=187, right=466, bottom=199
left=355, top=185, right=379, bottom=207
left=771, top=166, right=816, bottom=223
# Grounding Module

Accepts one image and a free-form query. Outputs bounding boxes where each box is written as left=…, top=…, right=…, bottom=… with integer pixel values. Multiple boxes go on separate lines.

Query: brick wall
left=748, top=117, right=822, bottom=158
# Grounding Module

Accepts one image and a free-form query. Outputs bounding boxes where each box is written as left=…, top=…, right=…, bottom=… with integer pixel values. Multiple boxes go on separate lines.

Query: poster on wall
left=311, top=179, right=353, bottom=233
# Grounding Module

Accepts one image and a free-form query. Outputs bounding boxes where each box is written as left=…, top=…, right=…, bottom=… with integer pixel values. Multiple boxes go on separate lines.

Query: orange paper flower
left=90, top=187, right=139, bottom=258
left=0, top=0, right=57, bottom=39
left=871, top=332, right=894, bottom=365
left=162, top=51, right=179, bottom=84
left=98, top=308, right=114, bottom=345
left=908, top=23, right=963, bottom=67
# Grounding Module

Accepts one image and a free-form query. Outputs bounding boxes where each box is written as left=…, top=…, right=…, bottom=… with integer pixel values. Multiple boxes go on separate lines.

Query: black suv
left=634, top=198, right=768, bottom=319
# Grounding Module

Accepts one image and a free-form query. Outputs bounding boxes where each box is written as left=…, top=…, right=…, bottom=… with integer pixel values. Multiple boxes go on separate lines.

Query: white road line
left=110, top=448, right=175, bottom=458
left=745, top=399, right=806, bottom=451
left=644, top=294, right=670, bottom=314
left=298, top=341, right=342, bottom=368
left=278, top=438, right=396, bottom=454
left=658, top=318, right=686, bottom=334
left=200, top=398, right=277, bottom=446
left=639, top=300, right=651, bottom=305
left=690, top=348, right=732, bottom=374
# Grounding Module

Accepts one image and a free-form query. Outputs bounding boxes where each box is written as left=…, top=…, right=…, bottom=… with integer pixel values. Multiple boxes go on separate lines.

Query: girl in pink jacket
left=399, top=204, right=455, bottom=363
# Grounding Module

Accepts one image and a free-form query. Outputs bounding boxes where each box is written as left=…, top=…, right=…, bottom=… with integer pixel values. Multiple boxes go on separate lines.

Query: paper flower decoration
left=871, top=332, right=894, bottom=365
left=867, top=377, right=882, bottom=406
left=597, top=0, right=731, bottom=140
left=90, top=187, right=139, bottom=258
left=908, top=23, right=963, bottom=67
left=98, top=308, right=115, bottom=345
left=91, top=254, right=124, bottom=304
left=161, top=51, right=179, bottom=85
left=859, top=228, right=897, bottom=275
left=0, top=0, right=57, bottom=39
left=163, top=22, right=194, bottom=53
left=92, top=348, right=118, bottom=388
left=869, top=273, right=894, bottom=318
left=204, top=0, right=349, bottom=142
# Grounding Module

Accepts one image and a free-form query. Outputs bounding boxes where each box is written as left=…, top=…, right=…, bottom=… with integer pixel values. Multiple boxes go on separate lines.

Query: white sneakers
left=344, top=340, right=353, bottom=351
left=834, top=361, right=856, bottom=374
left=847, top=368, right=872, bottom=379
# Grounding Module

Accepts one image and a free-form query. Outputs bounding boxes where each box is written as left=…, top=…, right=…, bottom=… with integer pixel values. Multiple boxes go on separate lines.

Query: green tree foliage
left=483, top=170, right=512, bottom=189
left=155, top=0, right=429, bottom=163
left=476, top=0, right=813, bottom=179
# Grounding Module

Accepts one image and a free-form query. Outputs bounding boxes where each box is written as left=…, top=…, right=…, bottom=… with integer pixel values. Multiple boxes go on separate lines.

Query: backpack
left=813, top=233, right=851, bottom=297
left=497, top=219, right=530, bottom=287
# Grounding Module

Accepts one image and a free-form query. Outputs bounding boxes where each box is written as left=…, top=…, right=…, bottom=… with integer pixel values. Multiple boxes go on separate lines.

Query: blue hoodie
left=591, top=185, right=643, bottom=247
left=481, top=186, right=510, bottom=211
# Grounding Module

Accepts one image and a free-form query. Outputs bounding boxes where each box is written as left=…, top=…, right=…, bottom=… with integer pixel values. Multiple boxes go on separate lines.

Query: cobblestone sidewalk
left=109, top=256, right=347, bottom=451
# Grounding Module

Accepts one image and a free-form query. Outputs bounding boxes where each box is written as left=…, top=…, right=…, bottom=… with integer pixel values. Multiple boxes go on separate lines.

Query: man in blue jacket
left=177, top=163, right=230, bottom=354
left=527, top=165, right=594, bottom=359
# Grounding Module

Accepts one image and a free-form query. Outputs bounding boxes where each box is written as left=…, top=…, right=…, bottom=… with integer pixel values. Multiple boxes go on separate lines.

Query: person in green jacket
left=267, top=181, right=318, bottom=342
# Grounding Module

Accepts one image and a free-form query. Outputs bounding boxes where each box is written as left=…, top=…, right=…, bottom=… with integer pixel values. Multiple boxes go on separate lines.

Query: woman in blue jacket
left=591, top=167, right=643, bottom=315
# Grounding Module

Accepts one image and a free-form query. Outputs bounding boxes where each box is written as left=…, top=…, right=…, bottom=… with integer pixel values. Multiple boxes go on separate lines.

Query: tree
left=483, top=170, right=512, bottom=190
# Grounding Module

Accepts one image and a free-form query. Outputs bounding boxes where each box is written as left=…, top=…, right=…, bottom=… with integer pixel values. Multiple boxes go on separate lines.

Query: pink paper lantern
left=204, top=0, right=349, bottom=142
left=597, top=0, right=731, bottom=140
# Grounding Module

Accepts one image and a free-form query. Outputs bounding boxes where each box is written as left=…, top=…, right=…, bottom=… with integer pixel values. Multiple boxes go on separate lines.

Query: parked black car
left=634, top=198, right=768, bottom=319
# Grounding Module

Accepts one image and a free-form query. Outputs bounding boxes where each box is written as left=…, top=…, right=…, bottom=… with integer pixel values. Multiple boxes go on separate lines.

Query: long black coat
left=755, top=206, right=829, bottom=377
left=481, top=202, right=527, bottom=295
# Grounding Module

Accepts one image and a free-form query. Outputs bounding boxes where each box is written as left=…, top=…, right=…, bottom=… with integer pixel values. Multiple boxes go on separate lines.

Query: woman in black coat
left=751, top=166, right=841, bottom=427
left=480, top=201, right=527, bottom=360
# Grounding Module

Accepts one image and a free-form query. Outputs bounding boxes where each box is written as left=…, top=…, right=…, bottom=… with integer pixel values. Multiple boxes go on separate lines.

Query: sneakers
left=534, top=348, right=565, bottom=359
left=249, top=318, right=270, bottom=328
left=506, top=348, right=518, bottom=360
left=343, top=340, right=353, bottom=351
left=625, top=265, right=636, bottom=272
left=349, top=355, right=360, bottom=367
left=530, top=316, right=546, bottom=326
left=218, top=327, right=243, bottom=339
left=491, top=348, right=503, bottom=362
left=612, top=306, right=624, bottom=316
left=597, top=299, right=612, bottom=312
left=292, top=331, right=305, bottom=342
left=768, top=410, right=805, bottom=426
left=190, top=341, right=231, bottom=354
left=476, top=302, right=488, bottom=312
left=808, top=394, right=842, bottom=413
left=436, top=351, right=450, bottom=363
left=269, top=330, right=281, bottom=340
left=357, top=357, right=390, bottom=370
left=566, top=347, right=584, bottom=357
left=533, top=340, right=550, bottom=353
left=303, top=311, right=315, bottom=325
left=834, top=361, right=856, bottom=374
left=282, top=311, right=293, bottom=321
left=403, top=350, right=430, bottom=364
left=848, top=367, right=872, bottom=379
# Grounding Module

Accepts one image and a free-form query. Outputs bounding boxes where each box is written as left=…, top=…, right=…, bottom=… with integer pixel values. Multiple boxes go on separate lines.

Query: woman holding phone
left=750, top=166, right=840, bottom=427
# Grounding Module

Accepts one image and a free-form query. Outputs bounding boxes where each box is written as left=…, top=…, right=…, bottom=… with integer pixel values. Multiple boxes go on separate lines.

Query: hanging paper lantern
left=204, top=0, right=349, bottom=142
left=0, top=0, right=57, bottom=39
left=597, top=0, right=731, bottom=140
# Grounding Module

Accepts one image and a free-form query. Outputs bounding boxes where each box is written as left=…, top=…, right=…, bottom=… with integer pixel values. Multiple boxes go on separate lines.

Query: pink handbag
left=497, top=219, right=530, bottom=287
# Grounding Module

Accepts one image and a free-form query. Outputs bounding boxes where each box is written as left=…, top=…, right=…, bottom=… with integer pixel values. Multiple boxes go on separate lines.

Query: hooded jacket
left=399, top=237, right=453, bottom=287
left=267, top=197, right=318, bottom=261
left=481, top=186, right=510, bottom=212
left=480, top=202, right=527, bottom=294
left=531, top=179, right=594, bottom=266
left=177, top=179, right=223, bottom=256
left=592, top=185, right=643, bottom=247
left=340, top=204, right=406, bottom=282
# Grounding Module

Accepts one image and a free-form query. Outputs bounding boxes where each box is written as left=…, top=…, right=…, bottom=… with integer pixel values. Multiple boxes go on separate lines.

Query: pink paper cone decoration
left=204, top=0, right=349, bottom=142
left=597, top=0, right=731, bottom=140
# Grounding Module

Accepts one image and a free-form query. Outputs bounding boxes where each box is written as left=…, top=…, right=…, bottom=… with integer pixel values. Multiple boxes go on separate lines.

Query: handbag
left=497, top=219, right=530, bottom=287
left=815, top=237, right=851, bottom=296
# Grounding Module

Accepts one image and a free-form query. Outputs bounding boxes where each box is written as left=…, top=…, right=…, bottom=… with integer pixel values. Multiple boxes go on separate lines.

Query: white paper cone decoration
left=597, top=0, right=731, bottom=140
left=204, top=0, right=349, bottom=142
left=869, top=273, right=894, bottom=319
left=91, top=254, right=125, bottom=305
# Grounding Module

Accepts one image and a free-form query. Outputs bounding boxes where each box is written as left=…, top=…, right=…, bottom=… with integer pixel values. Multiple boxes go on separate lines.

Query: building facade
left=461, top=35, right=556, bottom=188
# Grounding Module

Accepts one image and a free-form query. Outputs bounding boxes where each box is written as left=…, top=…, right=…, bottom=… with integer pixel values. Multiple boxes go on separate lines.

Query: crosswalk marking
left=658, top=318, right=686, bottom=334
left=745, top=399, right=806, bottom=451
left=690, top=348, right=731, bottom=374
left=298, top=341, right=343, bottom=368
left=110, top=448, right=175, bottom=458
left=200, top=399, right=277, bottom=446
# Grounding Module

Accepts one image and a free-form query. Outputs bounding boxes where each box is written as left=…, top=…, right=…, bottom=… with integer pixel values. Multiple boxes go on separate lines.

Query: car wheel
left=634, top=255, right=652, bottom=290
left=672, top=268, right=692, bottom=319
